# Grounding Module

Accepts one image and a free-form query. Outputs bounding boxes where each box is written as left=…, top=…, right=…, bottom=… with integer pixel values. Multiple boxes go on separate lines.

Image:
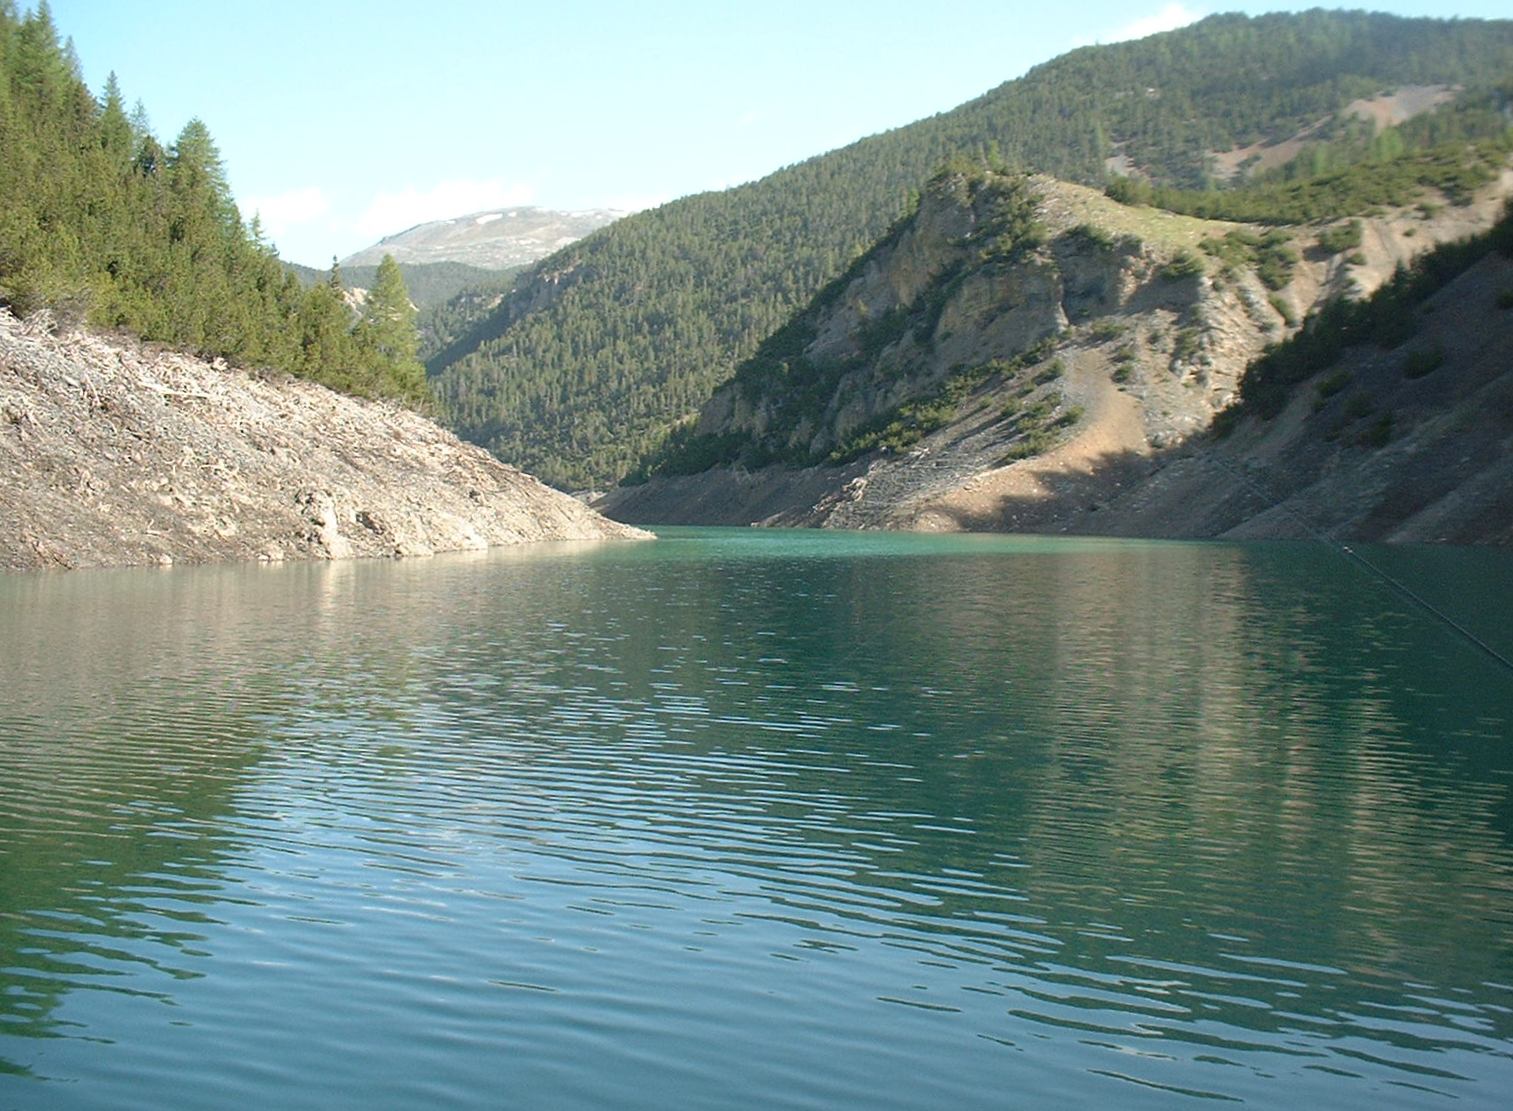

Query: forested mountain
left=285, top=258, right=516, bottom=313
left=0, top=1, right=425, bottom=404
left=597, top=156, right=1513, bottom=541
left=429, top=9, right=1513, bottom=489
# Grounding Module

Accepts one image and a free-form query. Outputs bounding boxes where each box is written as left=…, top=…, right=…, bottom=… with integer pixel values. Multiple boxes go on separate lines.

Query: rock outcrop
left=603, top=164, right=1513, bottom=544
left=0, top=311, right=649, bottom=570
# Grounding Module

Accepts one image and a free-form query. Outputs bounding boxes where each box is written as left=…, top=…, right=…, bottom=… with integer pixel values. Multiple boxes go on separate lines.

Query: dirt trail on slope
left=909, top=351, right=1150, bottom=530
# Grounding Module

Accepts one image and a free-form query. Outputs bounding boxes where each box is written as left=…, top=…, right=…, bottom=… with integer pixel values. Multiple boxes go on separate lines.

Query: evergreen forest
left=285, top=258, right=516, bottom=315
left=428, top=10, right=1513, bottom=489
left=0, top=2, right=426, bottom=405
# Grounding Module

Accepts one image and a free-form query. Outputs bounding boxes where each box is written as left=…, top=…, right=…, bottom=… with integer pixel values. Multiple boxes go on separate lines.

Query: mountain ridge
left=284, top=259, right=516, bottom=315
left=342, top=206, right=626, bottom=270
left=425, top=10, right=1513, bottom=489
left=596, top=160, right=1513, bottom=542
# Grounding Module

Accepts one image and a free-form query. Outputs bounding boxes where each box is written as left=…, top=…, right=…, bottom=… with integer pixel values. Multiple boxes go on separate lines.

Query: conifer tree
left=354, top=254, right=427, bottom=402
left=98, top=72, right=131, bottom=161
left=0, top=14, right=428, bottom=406
left=296, top=269, right=358, bottom=388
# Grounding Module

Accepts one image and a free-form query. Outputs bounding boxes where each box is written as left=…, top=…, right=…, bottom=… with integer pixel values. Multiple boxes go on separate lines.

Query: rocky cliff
left=0, top=312, right=648, bottom=571
left=602, top=164, right=1513, bottom=543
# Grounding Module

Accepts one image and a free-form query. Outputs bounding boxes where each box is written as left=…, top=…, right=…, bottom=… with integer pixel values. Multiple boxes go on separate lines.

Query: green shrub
left=1358, top=412, right=1393, bottom=447
left=1257, top=244, right=1300, bottom=290
left=1316, top=220, right=1364, bottom=255
left=1269, top=294, right=1298, bottom=327
left=1172, top=327, right=1203, bottom=363
left=1342, top=395, right=1376, bottom=422
left=999, top=428, right=1057, bottom=463
left=1202, top=229, right=1296, bottom=290
left=1021, top=396, right=1057, bottom=422
left=1316, top=369, right=1352, bottom=398
left=1034, top=359, right=1065, bottom=384
left=1401, top=346, right=1444, bottom=379
left=1085, top=318, right=1127, bottom=342
left=1161, top=250, right=1204, bottom=280
left=1068, top=223, right=1117, bottom=251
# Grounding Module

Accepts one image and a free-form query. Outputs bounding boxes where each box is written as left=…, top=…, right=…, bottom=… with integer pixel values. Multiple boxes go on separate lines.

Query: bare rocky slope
left=342, top=207, right=625, bottom=270
left=1032, top=249, right=1513, bottom=545
left=601, top=165, right=1513, bottom=544
left=0, top=312, right=648, bottom=571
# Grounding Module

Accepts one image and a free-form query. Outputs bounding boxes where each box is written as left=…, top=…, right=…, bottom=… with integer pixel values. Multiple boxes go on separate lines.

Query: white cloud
left=1087, top=3, right=1205, bottom=45
left=353, top=179, right=537, bottom=240
left=240, top=186, right=330, bottom=243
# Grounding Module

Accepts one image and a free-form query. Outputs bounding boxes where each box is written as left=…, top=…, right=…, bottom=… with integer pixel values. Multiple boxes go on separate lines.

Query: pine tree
left=0, top=13, right=425, bottom=405
left=296, top=261, right=359, bottom=389
left=98, top=71, right=131, bottom=161
left=354, top=253, right=427, bottom=402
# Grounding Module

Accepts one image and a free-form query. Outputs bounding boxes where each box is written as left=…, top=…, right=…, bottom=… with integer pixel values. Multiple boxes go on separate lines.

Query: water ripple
left=3, top=531, right=1512, bottom=1108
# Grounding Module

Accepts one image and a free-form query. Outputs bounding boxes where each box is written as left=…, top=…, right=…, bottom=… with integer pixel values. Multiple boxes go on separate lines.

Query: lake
left=2, top=528, right=1511, bottom=1109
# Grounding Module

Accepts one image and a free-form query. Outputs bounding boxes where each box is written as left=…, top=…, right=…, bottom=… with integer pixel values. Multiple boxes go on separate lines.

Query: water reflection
left=1, top=534, right=1511, bottom=1108
left=0, top=571, right=270, bottom=1067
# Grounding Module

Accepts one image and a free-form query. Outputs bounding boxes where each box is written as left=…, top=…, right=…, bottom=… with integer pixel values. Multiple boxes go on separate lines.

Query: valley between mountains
left=4, top=7, right=1513, bottom=564
left=411, top=10, right=1513, bottom=546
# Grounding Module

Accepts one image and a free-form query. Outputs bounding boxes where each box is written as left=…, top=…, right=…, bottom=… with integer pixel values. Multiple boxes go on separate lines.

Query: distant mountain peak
left=342, top=206, right=625, bottom=270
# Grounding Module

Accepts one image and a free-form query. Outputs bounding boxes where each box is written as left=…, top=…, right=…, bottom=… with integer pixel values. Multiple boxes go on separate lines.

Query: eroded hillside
left=0, top=312, right=648, bottom=571
left=601, top=163, right=1513, bottom=542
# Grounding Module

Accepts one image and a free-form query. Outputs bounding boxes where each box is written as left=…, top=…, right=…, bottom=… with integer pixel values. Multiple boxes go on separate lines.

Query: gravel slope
left=0, top=312, right=649, bottom=571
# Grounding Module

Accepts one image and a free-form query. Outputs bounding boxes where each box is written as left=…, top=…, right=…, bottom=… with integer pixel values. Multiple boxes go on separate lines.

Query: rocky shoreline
left=0, top=311, right=649, bottom=571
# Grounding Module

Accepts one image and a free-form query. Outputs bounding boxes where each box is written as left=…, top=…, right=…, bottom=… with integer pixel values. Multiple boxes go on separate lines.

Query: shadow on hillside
left=923, top=442, right=1232, bottom=537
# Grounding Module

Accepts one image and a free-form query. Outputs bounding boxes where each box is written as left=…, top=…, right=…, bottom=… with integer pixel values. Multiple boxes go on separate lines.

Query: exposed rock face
left=691, top=172, right=1106, bottom=463
left=1040, top=251, right=1513, bottom=545
left=602, top=166, right=1513, bottom=544
left=0, top=312, right=649, bottom=571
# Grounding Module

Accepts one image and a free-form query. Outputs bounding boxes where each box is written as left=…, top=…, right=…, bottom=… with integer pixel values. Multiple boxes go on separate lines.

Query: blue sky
left=44, top=1, right=1513, bottom=266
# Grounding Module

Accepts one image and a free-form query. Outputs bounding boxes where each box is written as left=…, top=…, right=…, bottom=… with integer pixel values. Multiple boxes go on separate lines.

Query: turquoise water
left=2, top=528, right=1511, bottom=1109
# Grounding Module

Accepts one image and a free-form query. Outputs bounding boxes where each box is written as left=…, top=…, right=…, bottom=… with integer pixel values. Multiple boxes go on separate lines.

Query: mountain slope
left=285, top=259, right=516, bottom=314
left=916, top=214, right=1513, bottom=545
left=0, top=311, right=646, bottom=571
left=597, top=161, right=1513, bottom=542
left=428, top=10, right=1513, bottom=489
left=342, top=207, right=625, bottom=270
